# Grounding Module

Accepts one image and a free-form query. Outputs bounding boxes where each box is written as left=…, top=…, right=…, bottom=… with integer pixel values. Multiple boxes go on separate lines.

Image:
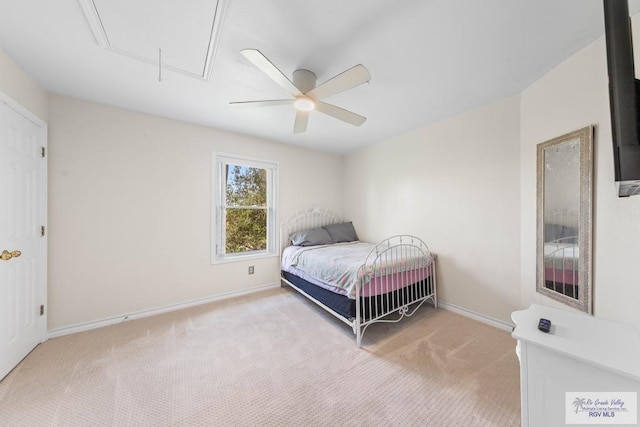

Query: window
left=212, top=153, right=278, bottom=262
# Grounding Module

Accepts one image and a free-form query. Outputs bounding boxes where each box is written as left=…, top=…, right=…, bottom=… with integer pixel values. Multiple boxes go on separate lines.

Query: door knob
left=0, top=250, right=21, bottom=261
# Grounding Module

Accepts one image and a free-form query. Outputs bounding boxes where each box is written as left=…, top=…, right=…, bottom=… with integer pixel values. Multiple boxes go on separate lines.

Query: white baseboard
left=47, top=283, right=281, bottom=339
left=438, top=301, right=514, bottom=332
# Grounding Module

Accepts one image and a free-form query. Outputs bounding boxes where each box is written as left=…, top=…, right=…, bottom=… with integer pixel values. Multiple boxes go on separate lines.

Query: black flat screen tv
left=604, top=0, right=640, bottom=197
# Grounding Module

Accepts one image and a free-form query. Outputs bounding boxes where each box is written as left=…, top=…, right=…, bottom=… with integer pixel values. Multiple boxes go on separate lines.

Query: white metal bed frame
left=543, top=209, right=579, bottom=298
left=280, top=208, right=437, bottom=347
left=544, top=236, right=579, bottom=297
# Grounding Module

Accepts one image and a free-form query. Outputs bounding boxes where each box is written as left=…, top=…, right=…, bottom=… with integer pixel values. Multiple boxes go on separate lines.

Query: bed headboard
left=280, top=208, right=341, bottom=254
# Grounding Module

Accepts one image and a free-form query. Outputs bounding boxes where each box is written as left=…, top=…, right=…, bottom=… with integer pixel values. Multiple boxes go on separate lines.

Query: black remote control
left=538, top=318, right=551, bottom=333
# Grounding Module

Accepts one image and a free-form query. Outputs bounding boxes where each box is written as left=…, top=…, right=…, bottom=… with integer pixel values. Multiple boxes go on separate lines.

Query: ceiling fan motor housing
left=292, top=69, right=316, bottom=93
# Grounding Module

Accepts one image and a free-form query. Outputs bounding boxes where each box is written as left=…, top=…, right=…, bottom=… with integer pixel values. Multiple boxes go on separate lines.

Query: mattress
left=282, top=271, right=434, bottom=321
left=281, top=242, right=433, bottom=299
left=545, top=267, right=578, bottom=285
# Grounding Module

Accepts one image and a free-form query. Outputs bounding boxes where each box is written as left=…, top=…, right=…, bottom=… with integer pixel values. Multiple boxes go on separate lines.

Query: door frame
left=0, top=89, right=48, bottom=344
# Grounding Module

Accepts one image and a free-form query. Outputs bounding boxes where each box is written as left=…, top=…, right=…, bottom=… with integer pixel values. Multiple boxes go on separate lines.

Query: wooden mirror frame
left=536, top=126, right=594, bottom=313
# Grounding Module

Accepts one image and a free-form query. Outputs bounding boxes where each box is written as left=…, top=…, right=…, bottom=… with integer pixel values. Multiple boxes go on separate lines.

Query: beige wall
left=0, top=48, right=48, bottom=122
left=47, top=95, right=343, bottom=329
left=520, top=27, right=640, bottom=328
left=344, top=96, right=522, bottom=323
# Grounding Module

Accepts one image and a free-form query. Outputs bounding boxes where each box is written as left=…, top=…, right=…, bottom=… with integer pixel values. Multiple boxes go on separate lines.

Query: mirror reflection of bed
left=542, top=137, right=580, bottom=300
left=543, top=213, right=579, bottom=299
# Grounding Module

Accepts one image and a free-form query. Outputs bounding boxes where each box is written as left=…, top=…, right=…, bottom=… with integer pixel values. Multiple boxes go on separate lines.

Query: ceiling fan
left=230, top=49, right=371, bottom=134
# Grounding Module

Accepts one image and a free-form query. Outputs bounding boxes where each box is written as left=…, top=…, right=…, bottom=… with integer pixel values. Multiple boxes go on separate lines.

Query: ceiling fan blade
left=307, top=64, right=371, bottom=100
left=230, top=99, right=293, bottom=108
left=293, top=110, right=309, bottom=133
left=315, top=102, right=366, bottom=127
left=241, top=49, right=302, bottom=97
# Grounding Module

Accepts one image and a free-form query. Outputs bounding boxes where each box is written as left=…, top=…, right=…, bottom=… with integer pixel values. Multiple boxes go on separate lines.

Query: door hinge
left=40, top=305, right=44, bottom=316
left=41, top=146, right=46, bottom=158
left=41, top=225, right=45, bottom=237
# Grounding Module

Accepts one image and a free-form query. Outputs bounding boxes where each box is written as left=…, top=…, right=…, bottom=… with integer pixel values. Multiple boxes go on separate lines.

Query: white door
left=0, top=98, right=47, bottom=381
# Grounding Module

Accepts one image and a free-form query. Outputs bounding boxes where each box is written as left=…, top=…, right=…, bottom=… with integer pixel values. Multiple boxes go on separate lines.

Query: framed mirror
left=536, top=126, right=593, bottom=313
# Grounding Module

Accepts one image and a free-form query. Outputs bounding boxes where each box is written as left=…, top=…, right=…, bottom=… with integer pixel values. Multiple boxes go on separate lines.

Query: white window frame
left=211, top=152, right=279, bottom=263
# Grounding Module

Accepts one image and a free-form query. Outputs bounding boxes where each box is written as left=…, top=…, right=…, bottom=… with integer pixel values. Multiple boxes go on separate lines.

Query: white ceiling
left=0, top=0, right=639, bottom=154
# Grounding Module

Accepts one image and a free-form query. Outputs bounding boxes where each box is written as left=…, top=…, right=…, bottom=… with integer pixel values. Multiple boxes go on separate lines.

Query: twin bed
left=280, top=208, right=437, bottom=347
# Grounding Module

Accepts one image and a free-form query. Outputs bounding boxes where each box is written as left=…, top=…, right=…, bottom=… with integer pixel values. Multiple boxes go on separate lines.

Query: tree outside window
left=225, top=165, right=267, bottom=253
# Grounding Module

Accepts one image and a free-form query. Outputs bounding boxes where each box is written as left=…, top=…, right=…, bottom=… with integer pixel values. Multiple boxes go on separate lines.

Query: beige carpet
left=0, top=287, right=521, bottom=426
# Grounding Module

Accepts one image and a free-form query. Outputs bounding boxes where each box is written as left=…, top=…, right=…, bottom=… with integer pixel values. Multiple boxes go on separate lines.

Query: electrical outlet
left=248, top=266, right=254, bottom=275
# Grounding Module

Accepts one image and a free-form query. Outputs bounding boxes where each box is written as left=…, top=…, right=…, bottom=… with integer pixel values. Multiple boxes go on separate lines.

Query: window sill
left=211, top=252, right=279, bottom=265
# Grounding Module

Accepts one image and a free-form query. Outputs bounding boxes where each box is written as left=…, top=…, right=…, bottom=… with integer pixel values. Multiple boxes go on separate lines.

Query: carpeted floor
left=0, top=287, right=521, bottom=426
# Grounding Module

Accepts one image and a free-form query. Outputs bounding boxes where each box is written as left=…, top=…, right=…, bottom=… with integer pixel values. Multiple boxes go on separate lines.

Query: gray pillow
left=289, top=228, right=333, bottom=246
left=323, top=222, right=358, bottom=243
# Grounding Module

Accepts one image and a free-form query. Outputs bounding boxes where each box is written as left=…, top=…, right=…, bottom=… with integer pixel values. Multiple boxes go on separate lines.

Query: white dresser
left=511, top=304, right=640, bottom=427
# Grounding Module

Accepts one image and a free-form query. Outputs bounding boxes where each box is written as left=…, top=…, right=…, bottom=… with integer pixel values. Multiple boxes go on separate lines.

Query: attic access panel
left=79, top=0, right=227, bottom=80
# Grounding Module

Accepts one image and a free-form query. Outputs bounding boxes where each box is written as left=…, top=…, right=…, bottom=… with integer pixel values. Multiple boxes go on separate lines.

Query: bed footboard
left=354, top=235, right=437, bottom=347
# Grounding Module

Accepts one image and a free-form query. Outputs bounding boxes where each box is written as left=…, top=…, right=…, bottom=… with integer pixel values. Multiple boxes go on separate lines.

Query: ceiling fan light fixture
left=294, top=97, right=315, bottom=111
